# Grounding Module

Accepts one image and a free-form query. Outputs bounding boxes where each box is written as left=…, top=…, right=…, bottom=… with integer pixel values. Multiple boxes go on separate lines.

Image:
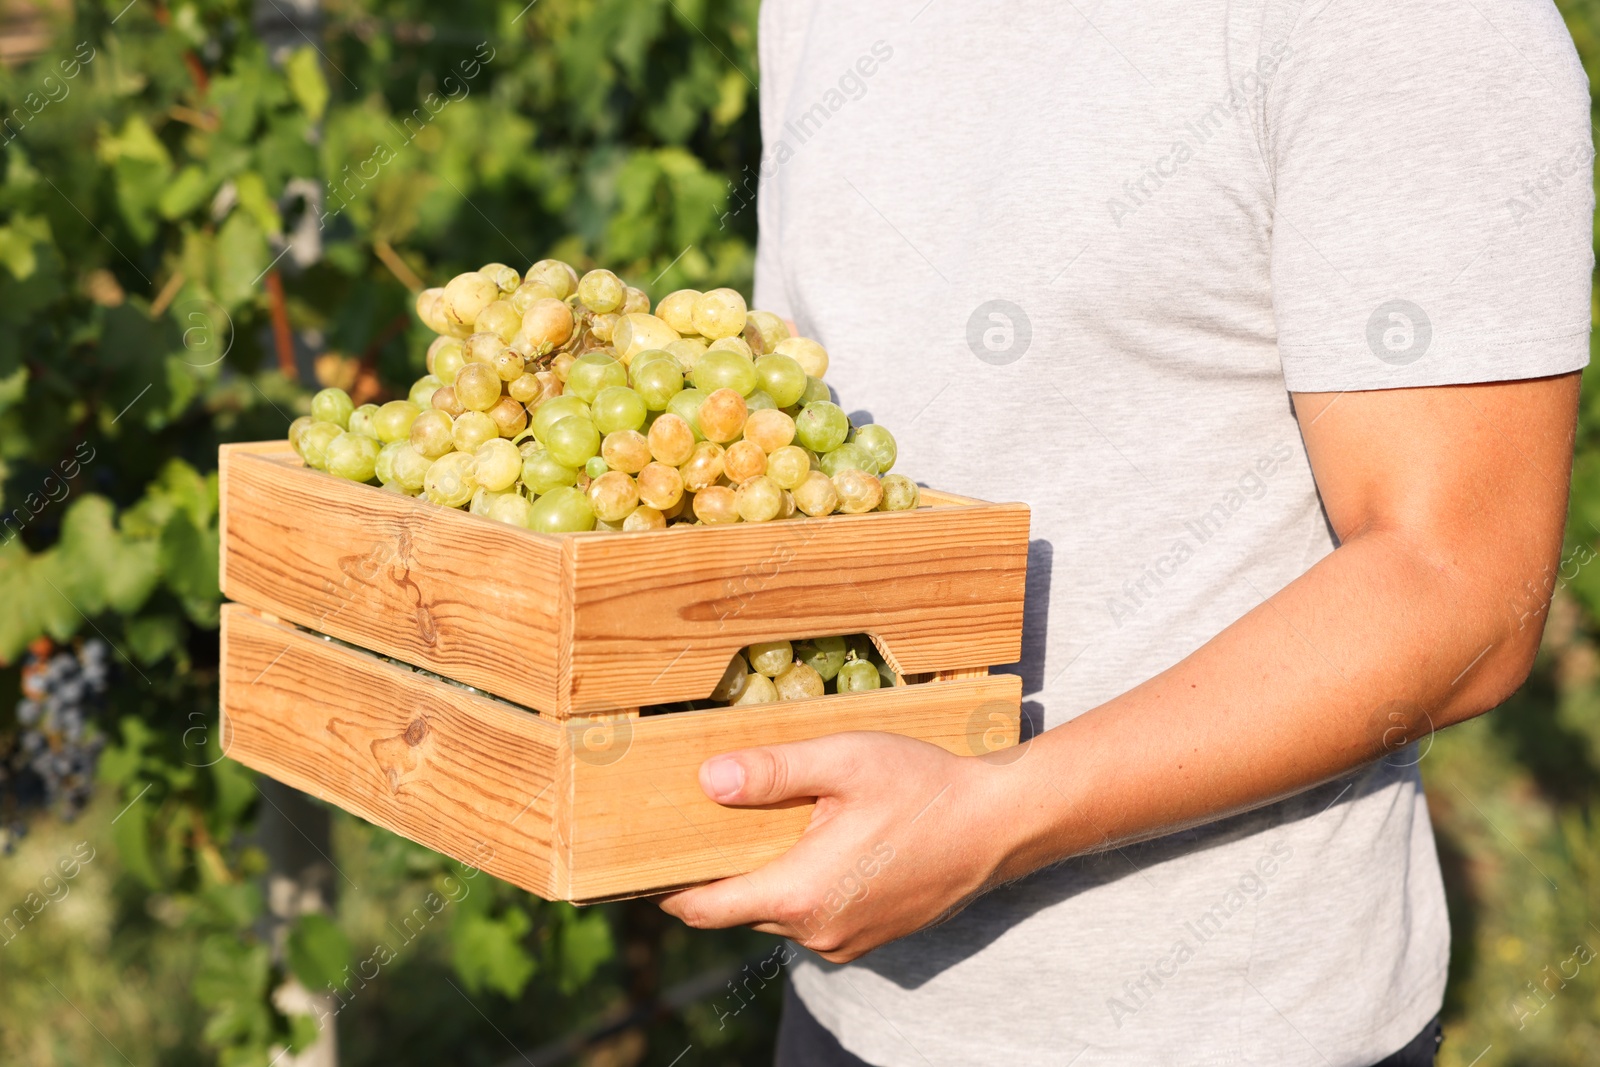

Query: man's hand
left=657, top=732, right=1019, bottom=962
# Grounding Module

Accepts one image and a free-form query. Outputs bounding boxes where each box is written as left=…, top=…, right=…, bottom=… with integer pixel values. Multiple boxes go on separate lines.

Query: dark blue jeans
left=775, top=983, right=1444, bottom=1066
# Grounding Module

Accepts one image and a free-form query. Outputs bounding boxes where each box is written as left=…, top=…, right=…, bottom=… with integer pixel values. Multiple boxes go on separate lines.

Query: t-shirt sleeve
left=1267, top=0, right=1593, bottom=392
left=752, top=0, right=794, bottom=319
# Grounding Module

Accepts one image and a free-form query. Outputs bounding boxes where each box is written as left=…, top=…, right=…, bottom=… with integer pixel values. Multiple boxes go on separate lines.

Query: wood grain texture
left=221, top=441, right=1030, bottom=719
left=561, top=673, right=1023, bottom=902
left=220, top=444, right=565, bottom=713
left=220, top=605, right=561, bottom=898
left=560, top=502, right=1030, bottom=716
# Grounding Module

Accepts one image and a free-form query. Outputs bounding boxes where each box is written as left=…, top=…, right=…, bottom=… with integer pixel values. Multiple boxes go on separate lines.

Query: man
left=660, top=1, right=1593, bottom=1064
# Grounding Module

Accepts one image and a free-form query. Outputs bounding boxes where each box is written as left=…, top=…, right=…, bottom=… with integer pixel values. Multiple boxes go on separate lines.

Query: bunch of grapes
left=645, top=634, right=896, bottom=711
left=9, top=638, right=112, bottom=824
left=287, top=259, right=920, bottom=532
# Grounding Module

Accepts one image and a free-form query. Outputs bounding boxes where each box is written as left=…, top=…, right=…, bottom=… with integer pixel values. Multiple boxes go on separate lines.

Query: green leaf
left=123, top=612, right=183, bottom=664
left=450, top=906, right=536, bottom=999
left=213, top=211, right=268, bottom=310
left=109, top=792, right=161, bottom=888
left=286, top=47, right=330, bottom=123
left=0, top=214, right=51, bottom=279
left=286, top=913, right=351, bottom=991
left=555, top=904, right=614, bottom=994
left=234, top=171, right=283, bottom=236
left=160, top=165, right=214, bottom=220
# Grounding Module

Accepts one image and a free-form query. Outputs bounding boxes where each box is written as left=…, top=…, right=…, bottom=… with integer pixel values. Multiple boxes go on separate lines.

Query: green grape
left=731, top=673, right=778, bottom=705
left=622, top=505, right=666, bottom=531
left=765, top=445, right=811, bottom=491
left=443, top=272, right=500, bottom=331
left=424, top=451, right=478, bottom=507
left=793, top=470, right=839, bottom=516
left=452, top=410, right=499, bottom=453
left=743, top=409, right=795, bottom=453
left=745, top=390, right=777, bottom=412
left=880, top=473, right=919, bottom=511
left=375, top=440, right=406, bottom=484
left=819, top=442, right=879, bottom=477
left=348, top=403, right=379, bottom=438
left=711, top=653, right=750, bottom=702
left=796, top=636, right=848, bottom=682
left=833, top=468, right=883, bottom=513
left=479, top=262, right=522, bottom=293
left=488, top=492, right=535, bottom=529
left=680, top=442, right=726, bottom=491
left=693, top=484, right=739, bottom=524
left=530, top=486, right=596, bottom=532
left=775, top=661, right=825, bottom=701
left=691, top=350, right=758, bottom=397
left=473, top=438, right=523, bottom=492
left=837, top=660, right=881, bottom=693
left=470, top=486, right=514, bottom=517
left=743, top=310, right=790, bottom=355
left=724, top=440, right=768, bottom=483
left=734, top=475, right=783, bottom=522
left=298, top=421, right=344, bottom=470
left=455, top=363, right=502, bottom=412
left=311, top=387, right=355, bottom=429
left=656, top=290, right=701, bottom=334
left=622, top=286, right=652, bottom=315
left=747, top=640, right=793, bottom=678
left=691, top=287, right=748, bottom=340
left=288, top=415, right=314, bottom=452
left=629, top=348, right=677, bottom=373
left=591, top=386, right=648, bottom=434
left=795, top=401, right=849, bottom=453
left=374, top=400, right=420, bottom=443
left=577, top=269, right=625, bottom=313
left=525, top=258, right=577, bottom=300
left=647, top=414, right=696, bottom=466
left=510, top=279, right=560, bottom=315
left=584, top=456, right=608, bottom=479
left=853, top=424, right=897, bottom=473
left=410, top=409, right=455, bottom=459
left=564, top=353, right=626, bottom=403
left=602, top=430, right=652, bottom=474
left=666, top=388, right=708, bottom=440
left=708, top=335, right=754, bottom=361
left=775, top=336, right=829, bottom=378
left=521, top=449, right=579, bottom=494
left=588, top=470, right=639, bottom=523
left=409, top=375, right=444, bottom=409
left=322, top=431, right=380, bottom=482
left=520, top=298, right=576, bottom=353
left=800, top=376, right=830, bottom=406
left=631, top=357, right=685, bottom=411
left=532, top=395, right=591, bottom=443
left=636, top=463, right=684, bottom=511
left=755, top=353, right=807, bottom=407
left=699, top=388, right=748, bottom=444
left=545, top=416, right=601, bottom=468
left=475, top=299, right=523, bottom=344
left=664, top=337, right=708, bottom=373
left=392, top=444, right=432, bottom=492
left=428, top=335, right=464, bottom=376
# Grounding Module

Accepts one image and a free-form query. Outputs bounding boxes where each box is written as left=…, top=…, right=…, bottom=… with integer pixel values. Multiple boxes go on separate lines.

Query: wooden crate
left=217, top=440, right=1031, bottom=900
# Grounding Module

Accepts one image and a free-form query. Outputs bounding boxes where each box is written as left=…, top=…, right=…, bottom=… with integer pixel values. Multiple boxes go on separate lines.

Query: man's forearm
left=984, top=503, right=1559, bottom=885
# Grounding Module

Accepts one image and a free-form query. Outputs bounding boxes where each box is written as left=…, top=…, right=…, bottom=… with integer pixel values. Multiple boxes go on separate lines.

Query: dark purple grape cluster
left=10, top=639, right=112, bottom=828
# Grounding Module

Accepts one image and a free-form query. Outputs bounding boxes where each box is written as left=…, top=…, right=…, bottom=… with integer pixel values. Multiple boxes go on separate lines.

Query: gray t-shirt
left=751, top=1, right=1593, bottom=1064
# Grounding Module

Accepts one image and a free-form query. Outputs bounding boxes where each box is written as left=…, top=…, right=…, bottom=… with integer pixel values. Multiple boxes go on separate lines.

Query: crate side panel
left=220, top=606, right=561, bottom=898
left=563, top=673, right=1022, bottom=901
left=563, top=504, right=1029, bottom=715
left=221, top=448, right=564, bottom=713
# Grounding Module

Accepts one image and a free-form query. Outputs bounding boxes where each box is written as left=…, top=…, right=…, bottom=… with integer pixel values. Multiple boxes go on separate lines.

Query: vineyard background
left=0, top=0, right=1597, bottom=1064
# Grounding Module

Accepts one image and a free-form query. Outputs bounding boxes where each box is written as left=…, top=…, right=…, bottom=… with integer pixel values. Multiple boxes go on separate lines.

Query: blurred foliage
left=0, top=0, right=772, bottom=1062
left=0, top=0, right=1597, bottom=1064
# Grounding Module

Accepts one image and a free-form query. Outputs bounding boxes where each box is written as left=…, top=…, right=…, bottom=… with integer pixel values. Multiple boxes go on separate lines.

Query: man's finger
left=658, top=863, right=790, bottom=931
left=699, top=733, right=864, bottom=806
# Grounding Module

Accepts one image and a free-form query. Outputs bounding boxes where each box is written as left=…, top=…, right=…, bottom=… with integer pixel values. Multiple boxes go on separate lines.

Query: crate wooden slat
left=221, top=442, right=1030, bottom=719
left=221, top=606, right=1022, bottom=902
